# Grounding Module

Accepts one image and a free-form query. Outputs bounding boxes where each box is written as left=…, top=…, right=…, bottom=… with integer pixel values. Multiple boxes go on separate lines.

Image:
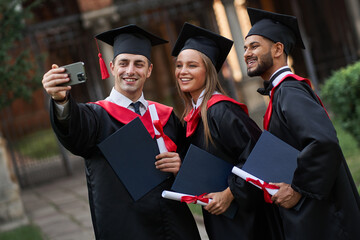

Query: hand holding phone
left=59, top=62, right=87, bottom=86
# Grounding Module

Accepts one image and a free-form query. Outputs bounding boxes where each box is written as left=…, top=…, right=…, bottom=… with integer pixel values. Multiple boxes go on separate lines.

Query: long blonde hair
left=176, top=51, right=226, bottom=146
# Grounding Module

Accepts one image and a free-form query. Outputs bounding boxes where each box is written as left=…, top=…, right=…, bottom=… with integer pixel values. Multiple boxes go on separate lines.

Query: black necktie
left=257, top=67, right=292, bottom=96
left=131, top=102, right=141, bottom=115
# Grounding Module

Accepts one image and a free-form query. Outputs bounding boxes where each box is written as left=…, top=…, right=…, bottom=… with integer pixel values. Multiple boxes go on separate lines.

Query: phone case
left=60, top=62, right=87, bottom=86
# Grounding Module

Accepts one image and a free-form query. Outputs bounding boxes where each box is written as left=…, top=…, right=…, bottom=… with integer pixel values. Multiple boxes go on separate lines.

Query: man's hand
left=155, top=152, right=181, bottom=175
left=42, top=64, right=71, bottom=103
left=203, top=187, right=234, bottom=215
left=271, top=182, right=302, bottom=209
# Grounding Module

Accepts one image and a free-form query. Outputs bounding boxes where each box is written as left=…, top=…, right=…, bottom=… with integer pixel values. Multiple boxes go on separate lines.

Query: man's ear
left=273, top=42, right=285, bottom=58
left=147, top=63, right=153, bottom=78
left=109, top=60, right=115, bottom=76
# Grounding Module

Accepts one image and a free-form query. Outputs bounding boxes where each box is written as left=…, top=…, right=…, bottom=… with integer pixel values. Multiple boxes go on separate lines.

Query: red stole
left=263, top=74, right=329, bottom=130
left=184, top=94, right=249, bottom=137
left=91, top=100, right=173, bottom=140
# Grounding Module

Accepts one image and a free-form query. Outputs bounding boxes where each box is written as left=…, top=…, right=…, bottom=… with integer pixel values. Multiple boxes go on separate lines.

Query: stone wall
left=0, top=135, right=28, bottom=231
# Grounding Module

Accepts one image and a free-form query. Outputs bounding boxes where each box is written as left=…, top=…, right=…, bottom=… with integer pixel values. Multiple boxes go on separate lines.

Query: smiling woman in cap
left=172, top=22, right=274, bottom=240
left=242, top=7, right=360, bottom=240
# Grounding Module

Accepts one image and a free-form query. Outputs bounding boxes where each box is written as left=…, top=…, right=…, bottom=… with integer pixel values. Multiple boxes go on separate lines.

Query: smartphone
left=59, top=62, right=87, bottom=86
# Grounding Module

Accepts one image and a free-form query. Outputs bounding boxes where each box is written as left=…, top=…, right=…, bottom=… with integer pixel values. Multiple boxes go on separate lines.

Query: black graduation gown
left=50, top=96, right=201, bottom=240
left=187, top=100, right=275, bottom=240
left=267, top=78, right=360, bottom=240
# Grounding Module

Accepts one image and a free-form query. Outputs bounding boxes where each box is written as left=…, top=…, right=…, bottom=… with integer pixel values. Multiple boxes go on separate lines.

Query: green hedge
left=321, top=61, right=360, bottom=147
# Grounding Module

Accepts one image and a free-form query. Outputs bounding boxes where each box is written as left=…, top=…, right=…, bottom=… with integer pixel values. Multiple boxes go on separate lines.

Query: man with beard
left=240, top=7, right=360, bottom=240
left=41, top=25, right=201, bottom=240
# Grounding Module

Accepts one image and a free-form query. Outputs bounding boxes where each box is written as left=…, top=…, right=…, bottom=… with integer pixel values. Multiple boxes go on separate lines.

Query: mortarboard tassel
left=98, top=53, right=110, bottom=79
left=96, top=39, right=110, bottom=79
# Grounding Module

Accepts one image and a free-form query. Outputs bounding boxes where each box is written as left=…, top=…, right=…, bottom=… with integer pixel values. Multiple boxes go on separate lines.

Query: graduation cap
left=94, top=24, right=168, bottom=79
left=171, top=22, right=233, bottom=72
left=246, top=8, right=305, bottom=54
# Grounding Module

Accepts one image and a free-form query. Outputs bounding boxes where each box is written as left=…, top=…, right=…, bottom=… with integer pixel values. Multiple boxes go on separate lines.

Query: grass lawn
left=189, top=203, right=203, bottom=216
left=14, top=128, right=59, bottom=159
left=0, top=225, right=44, bottom=240
left=334, top=121, right=360, bottom=192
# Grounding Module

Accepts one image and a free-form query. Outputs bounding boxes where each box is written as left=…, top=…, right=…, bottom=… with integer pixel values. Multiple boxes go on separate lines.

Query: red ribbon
left=153, top=120, right=177, bottom=152
left=181, top=193, right=209, bottom=204
left=246, top=178, right=280, bottom=204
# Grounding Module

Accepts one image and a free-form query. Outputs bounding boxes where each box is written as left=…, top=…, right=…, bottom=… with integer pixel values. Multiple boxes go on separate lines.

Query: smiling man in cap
left=241, top=7, right=360, bottom=239
left=41, top=24, right=201, bottom=240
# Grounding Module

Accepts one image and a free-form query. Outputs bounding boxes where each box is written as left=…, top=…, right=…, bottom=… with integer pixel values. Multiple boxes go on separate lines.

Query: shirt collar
left=191, top=89, right=221, bottom=110
left=191, top=89, right=206, bottom=110
left=106, top=88, right=148, bottom=109
left=271, top=66, right=293, bottom=88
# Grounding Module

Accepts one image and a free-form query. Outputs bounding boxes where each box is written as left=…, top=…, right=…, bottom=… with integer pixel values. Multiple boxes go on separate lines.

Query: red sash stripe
left=90, top=100, right=173, bottom=139
left=263, top=74, right=329, bottom=130
left=184, top=94, right=249, bottom=137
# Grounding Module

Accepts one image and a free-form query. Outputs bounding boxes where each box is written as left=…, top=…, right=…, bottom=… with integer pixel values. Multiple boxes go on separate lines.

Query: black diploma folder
left=171, top=144, right=237, bottom=218
left=98, top=117, right=170, bottom=201
left=241, top=130, right=299, bottom=184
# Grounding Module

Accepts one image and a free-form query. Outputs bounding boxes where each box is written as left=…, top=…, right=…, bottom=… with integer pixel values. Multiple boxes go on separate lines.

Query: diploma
left=149, top=104, right=168, bottom=153
left=161, top=190, right=211, bottom=206
left=98, top=117, right=170, bottom=201
left=232, top=166, right=279, bottom=196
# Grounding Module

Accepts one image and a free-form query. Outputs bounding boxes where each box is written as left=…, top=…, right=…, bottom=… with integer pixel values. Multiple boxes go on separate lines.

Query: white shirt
left=191, top=89, right=206, bottom=110
left=105, top=88, right=148, bottom=116
left=54, top=87, right=148, bottom=119
left=190, top=89, right=220, bottom=116
left=271, top=66, right=293, bottom=88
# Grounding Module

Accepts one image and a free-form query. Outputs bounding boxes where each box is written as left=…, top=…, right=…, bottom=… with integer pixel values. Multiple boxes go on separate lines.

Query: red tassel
left=98, top=53, right=109, bottom=79
left=95, top=39, right=110, bottom=79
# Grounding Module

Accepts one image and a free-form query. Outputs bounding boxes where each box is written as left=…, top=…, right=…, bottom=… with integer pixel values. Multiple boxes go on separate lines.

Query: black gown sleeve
left=207, top=101, right=261, bottom=166
left=206, top=102, right=263, bottom=203
left=274, top=81, right=343, bottom=200
left=50, top=95, right=101, bottom=157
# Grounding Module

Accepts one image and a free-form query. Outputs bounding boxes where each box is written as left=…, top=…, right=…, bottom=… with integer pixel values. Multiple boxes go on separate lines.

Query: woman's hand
left=203, top=187, right=234, bottom=215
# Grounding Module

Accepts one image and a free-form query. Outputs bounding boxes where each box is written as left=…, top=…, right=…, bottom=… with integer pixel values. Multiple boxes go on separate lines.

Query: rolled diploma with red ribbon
left=161, top=190, right=211, bottom=206
left=149, top=104, right=168, bottom=153
left=231, top=166, right=278, bottom=196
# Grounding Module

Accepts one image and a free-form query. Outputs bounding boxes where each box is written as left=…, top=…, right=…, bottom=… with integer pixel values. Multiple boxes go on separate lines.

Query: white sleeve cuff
left=54, top=101, right=70, bottom=120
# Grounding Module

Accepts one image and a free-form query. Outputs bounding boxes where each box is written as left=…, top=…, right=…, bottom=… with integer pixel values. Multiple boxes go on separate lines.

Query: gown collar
left=257, top=66, right=292, bottom=96
left=271, top=66, right=293, bottom=89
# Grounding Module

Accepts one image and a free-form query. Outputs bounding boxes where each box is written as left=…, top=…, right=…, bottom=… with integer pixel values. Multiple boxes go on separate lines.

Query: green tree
left=321, top=61, right=360, bottom=146
left=0, top=0, right=41, bottom=110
